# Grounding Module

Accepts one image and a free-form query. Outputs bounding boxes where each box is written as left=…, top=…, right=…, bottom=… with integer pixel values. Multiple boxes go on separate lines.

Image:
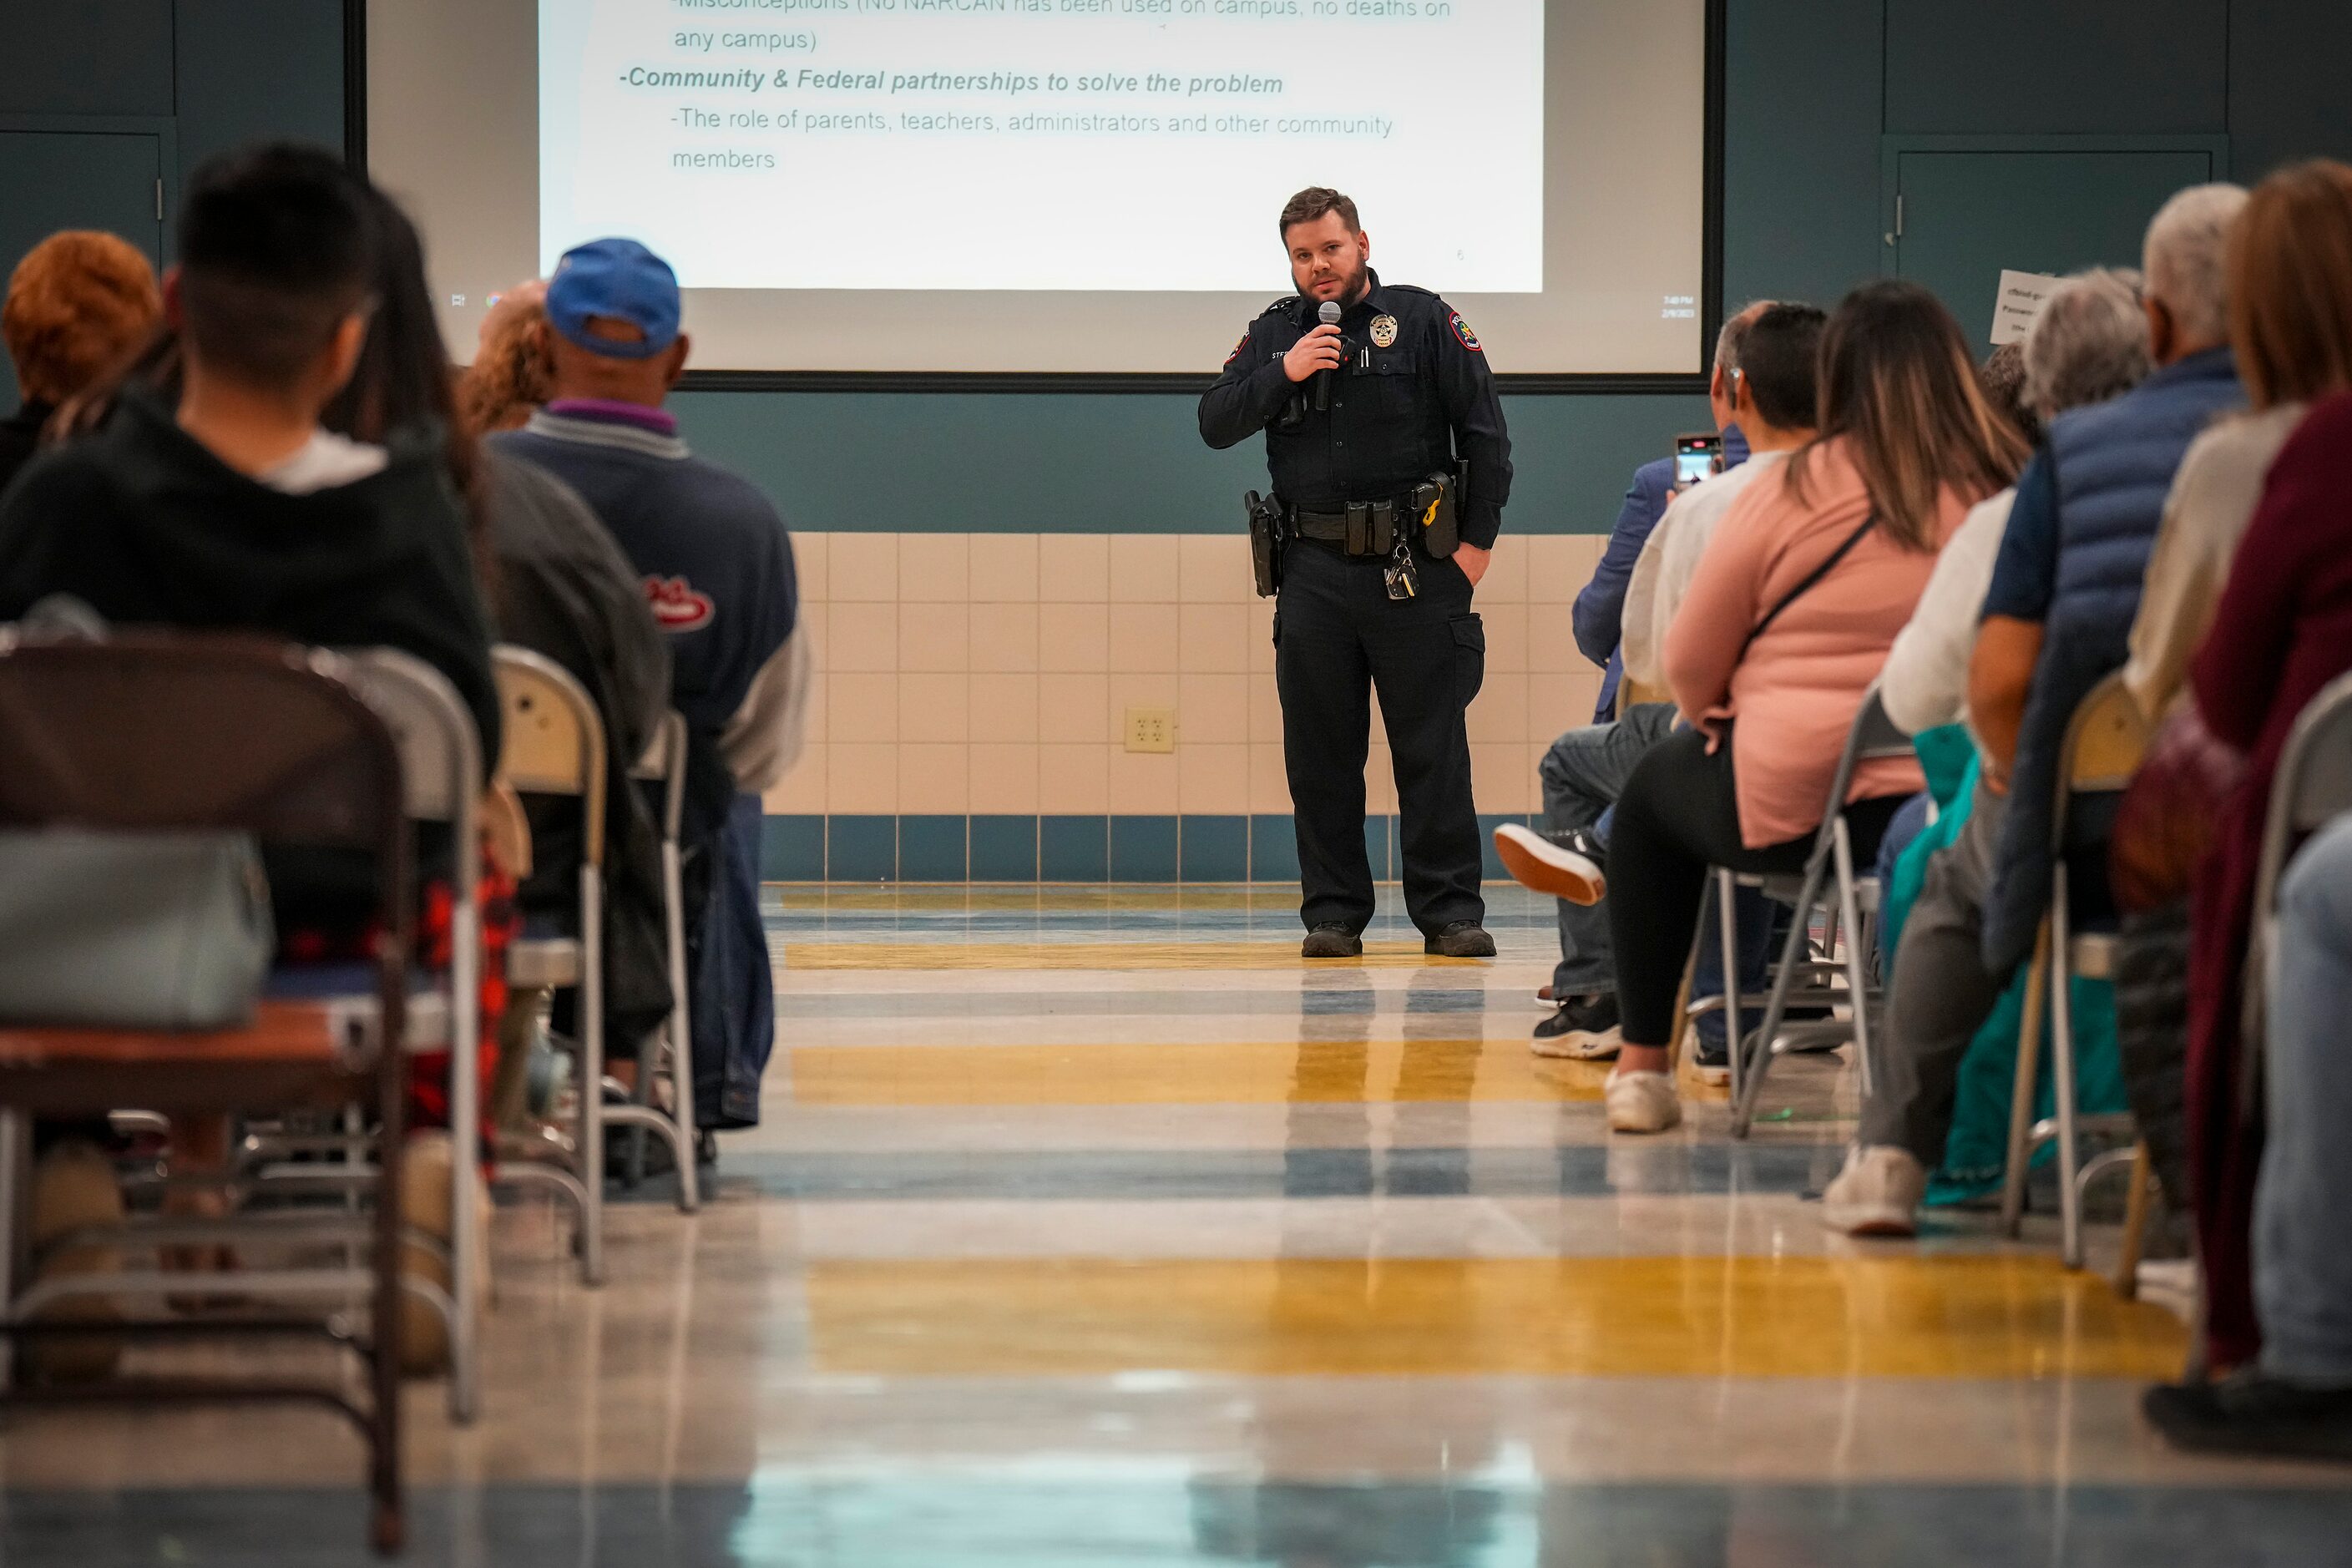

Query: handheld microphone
left=1314, top=300, right=1342, bottom=412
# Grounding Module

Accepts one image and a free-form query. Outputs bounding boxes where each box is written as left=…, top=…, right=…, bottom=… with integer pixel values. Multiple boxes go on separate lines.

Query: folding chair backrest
left=0, top=635, right=405, bottom=856
left=493, top=646, right=608, bottom=864
left=340, top=648, right=483, bottom=901
left=1817, top=684, right=1913, bottom=820
left=2063, top=672, right=2151, bottom=795
left=631, top=711, right=689, bottom=843
left=2254, top=673, right=2352, bottom=917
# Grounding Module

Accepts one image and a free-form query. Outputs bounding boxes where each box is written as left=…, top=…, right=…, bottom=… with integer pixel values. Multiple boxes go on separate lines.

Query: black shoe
left=1494, top=824, right=1606, bottom=904
left=1424, top=920, right=1496, bottom=959
left=1532, top=993, right=1621, bottom=1060
left=1302, top=924, right=1363, bottom=959
left=2144, top=1373, right=2352, bottom=1461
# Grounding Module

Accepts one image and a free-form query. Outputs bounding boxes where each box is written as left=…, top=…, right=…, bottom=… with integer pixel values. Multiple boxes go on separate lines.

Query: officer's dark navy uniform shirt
left=1197, top=270, right=1513, bottom=548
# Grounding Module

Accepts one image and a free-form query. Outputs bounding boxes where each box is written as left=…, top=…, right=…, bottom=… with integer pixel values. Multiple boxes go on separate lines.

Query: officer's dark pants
left=1275, top=538, right=1484, bottom=937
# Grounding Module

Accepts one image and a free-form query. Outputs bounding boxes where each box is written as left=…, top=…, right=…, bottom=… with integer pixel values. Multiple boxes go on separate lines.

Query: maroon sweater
left=2187, top=390, right=2352, bottom=1369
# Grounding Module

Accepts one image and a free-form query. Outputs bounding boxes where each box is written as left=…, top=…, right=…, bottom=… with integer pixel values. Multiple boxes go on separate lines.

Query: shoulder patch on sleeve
left=1448, top=311, right=1482, bottom=352
left=1225, top=332, right=1250, bottom=366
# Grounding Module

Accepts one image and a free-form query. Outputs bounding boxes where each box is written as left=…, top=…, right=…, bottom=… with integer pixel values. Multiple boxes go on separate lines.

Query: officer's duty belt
left=1292, top=498, right=1414, bottom=544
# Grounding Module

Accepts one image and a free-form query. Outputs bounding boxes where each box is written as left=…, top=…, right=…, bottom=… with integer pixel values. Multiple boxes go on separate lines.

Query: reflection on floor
left=4, top=884, right=2344, bottom=1565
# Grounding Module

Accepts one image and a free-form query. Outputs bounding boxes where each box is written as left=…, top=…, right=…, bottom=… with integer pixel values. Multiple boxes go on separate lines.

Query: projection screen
left=367, top=0, right=1712, bottom=375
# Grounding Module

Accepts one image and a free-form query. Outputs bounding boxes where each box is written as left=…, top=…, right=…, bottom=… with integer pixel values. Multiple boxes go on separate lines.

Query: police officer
left=1199, top=187, right=1511, bottom=959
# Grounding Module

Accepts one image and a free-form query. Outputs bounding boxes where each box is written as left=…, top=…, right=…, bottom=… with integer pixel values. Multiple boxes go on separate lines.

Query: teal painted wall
left=6, top=0, right=2352, bottom=533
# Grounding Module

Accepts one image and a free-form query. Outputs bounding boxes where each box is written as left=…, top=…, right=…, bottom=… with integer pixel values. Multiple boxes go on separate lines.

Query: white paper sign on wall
left=1990, top=270, right=2064, bottom=346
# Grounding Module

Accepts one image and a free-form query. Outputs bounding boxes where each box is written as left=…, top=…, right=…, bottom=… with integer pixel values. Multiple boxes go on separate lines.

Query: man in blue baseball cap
left=494, top=236, right=807, bottom=1151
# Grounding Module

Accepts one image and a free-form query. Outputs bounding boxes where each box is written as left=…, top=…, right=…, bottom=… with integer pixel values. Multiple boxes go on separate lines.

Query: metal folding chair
left=1728, top=685, right=1914, bottom=1137
left=492, top=647, right=608, bottom=1286
left=0, top=635, right=415, bottom=1552
left=619, top=711, right=699, bottom=1211
left=2242, top=672, right=2352, bottom=1107
left=1999, top=671, right=2151, bottom=1267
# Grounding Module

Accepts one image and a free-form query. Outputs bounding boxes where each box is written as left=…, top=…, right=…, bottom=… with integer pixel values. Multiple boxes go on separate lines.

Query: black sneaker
left=1532, top=993, right=1621, bottom=1060
left=1493, top=823, right=1606, bottom=904
left=2144, top=1373, right=2352, bottom=1461
left=1424, top=920, right=1496, bottom=959
left=1691, top=1011, right=1732, bottom=1085
left=1302, top=923, right=1363, bottom=959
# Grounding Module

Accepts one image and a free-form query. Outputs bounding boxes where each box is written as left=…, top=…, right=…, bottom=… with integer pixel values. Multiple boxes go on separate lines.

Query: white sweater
left=1620, top=450, right=1786, bottom=690
left=1879, top=487, right=2014, bottom=738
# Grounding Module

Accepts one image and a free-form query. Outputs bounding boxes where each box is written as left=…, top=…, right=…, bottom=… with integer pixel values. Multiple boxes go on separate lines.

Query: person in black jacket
left=0, top=143, right=504, bottom=1373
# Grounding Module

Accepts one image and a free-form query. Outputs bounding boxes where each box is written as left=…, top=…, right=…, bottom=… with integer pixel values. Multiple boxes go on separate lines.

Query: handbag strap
left=1742, top=513, right=1878, bottom=657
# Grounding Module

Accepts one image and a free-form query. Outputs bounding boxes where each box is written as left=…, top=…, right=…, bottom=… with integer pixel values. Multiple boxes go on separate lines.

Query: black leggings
left=1607, top=724, right=1904, bottom=1048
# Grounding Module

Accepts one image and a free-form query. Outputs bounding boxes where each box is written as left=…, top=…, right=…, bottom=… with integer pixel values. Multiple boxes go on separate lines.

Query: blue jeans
left=2255, top=813, right=2352, bottom=1386
left=1537, top=703, right=1769, bottom=1023
left=690, top=792, right=775, bottom=1130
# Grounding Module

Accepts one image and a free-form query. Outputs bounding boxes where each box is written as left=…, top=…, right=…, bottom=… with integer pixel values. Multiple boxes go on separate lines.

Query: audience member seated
left=0, top=144, right=504, bottom=1364
left=1879, top=271, right=2149, bottom=742
left=1503, top=303, right=1770, bottom=1050
left=2153, top=388, right=2352, bottom=1384
left=1590, top=279, right=2025, bottom=1134
left=0, top=230, right=160, bottom=495
left=490, top=240, right=807, bottom=1136
left=2125, top=161, right=2352, bottom=723
left=2147, top=812, right=2352, bottom=1457
left=2107, top=161, right=2352, bottom=1237
left=1824, top=183, right=2248, bottom=1232
left=340, top=189, right=676, bottom=1138
left=461, top=280, right=555, bottom=436
left=1568, top=306, right=1760, bottom=726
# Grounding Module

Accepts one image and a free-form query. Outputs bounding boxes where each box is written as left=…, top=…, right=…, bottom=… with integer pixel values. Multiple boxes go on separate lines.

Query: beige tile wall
left=764, top=533, right=1611, bottom=818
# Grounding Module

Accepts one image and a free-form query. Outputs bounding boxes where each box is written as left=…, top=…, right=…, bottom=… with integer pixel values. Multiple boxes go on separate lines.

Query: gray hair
left=1714, top=300, right=1772, bottom=376
left=2021, top=267, right=2154, bottom=418
left=2143, top=183, right=2249, bottom=346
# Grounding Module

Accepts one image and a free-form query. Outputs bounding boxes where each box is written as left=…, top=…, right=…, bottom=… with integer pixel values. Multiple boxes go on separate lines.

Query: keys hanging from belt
left=1384, top=538, right=1419, bottom=600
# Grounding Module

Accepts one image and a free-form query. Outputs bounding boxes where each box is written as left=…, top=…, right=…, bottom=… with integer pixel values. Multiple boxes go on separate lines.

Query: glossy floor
left=4, top=885, right=2345, bottom=1565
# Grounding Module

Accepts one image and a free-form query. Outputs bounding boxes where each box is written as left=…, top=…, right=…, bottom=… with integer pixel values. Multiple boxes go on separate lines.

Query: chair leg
left=2113, top=1142, right=2154, bottom=1300
left=579, top=864, right=607, bottom=1288
left=371, top=1069, right=407, bottom=1555
left=665, top=840, right=699, bottom=1215
left=0, top=1110, right=23, bottom=1389
left=2051, top=865, right=2085, bottom=1268
left=2000, top=917, right=2053, bottom=1238
left=447, top=903, right=482, bottom=1424
left=1832, top=822, right=1875, bottom=1102
left=1716, top=868, right=1743, bottom=1095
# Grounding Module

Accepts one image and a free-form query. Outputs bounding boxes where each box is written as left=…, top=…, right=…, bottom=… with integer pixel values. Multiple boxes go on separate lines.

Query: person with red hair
left=0, top=230, right=160, bottom=494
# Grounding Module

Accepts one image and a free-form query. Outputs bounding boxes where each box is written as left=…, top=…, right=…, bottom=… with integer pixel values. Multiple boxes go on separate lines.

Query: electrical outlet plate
left=1124, top=706, right=1176, bottom=753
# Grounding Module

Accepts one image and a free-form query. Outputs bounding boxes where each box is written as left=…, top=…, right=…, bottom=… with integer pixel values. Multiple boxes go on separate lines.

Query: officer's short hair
left=1280, top=187, right=1360, bottom=238
left=1736, top=302, right=1828, bottom=430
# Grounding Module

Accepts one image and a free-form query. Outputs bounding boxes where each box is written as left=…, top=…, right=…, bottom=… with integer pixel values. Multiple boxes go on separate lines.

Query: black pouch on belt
left=1368, top=498, right=1397, bottom=556
left=1244, top=490, right=1283, bottom=598
left=1345, top=501, right=1371, bottom=556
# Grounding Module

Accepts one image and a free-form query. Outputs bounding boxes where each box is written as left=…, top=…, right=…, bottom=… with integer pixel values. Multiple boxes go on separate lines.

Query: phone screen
left=1674, top=433, right=1722, bottom=487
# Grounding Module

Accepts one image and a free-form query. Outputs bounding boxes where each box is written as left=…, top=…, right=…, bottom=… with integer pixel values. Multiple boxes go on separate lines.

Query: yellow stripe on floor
left=787, top=1039, right=1612, bottom=1105
left=786, top=942, right=1487, bottom=971
left=807, top=1255, right=2187, bottom=1379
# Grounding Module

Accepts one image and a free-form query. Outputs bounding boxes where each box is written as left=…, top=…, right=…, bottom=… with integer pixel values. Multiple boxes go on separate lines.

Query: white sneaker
left=1604, top=1069, right=1682, bottom=1134
left=1821, top=1145, right=1927, bottom=1236
left=1494, top=823, right=1606, bottom=905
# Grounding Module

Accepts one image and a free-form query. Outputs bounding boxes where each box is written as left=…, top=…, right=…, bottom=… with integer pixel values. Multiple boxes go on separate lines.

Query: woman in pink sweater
left=1597, top=281, right=2027, bottom=1133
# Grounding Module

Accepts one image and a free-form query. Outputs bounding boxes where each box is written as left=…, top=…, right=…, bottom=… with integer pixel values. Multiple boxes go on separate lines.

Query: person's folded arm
left=1661, top=488, right=1768, bottom=725
left=1966, top=616, right=2042, bottom=788
left=1965, top=452, right=2061, bottom=789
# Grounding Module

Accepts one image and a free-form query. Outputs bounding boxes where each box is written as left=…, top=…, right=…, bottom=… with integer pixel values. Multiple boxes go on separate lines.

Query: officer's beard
left=1297, top=253, right=1370, bottom=309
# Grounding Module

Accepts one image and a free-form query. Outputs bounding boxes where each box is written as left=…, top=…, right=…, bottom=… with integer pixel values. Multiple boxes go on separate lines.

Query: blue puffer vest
left=1983, top=349, right=2244, bottom=972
